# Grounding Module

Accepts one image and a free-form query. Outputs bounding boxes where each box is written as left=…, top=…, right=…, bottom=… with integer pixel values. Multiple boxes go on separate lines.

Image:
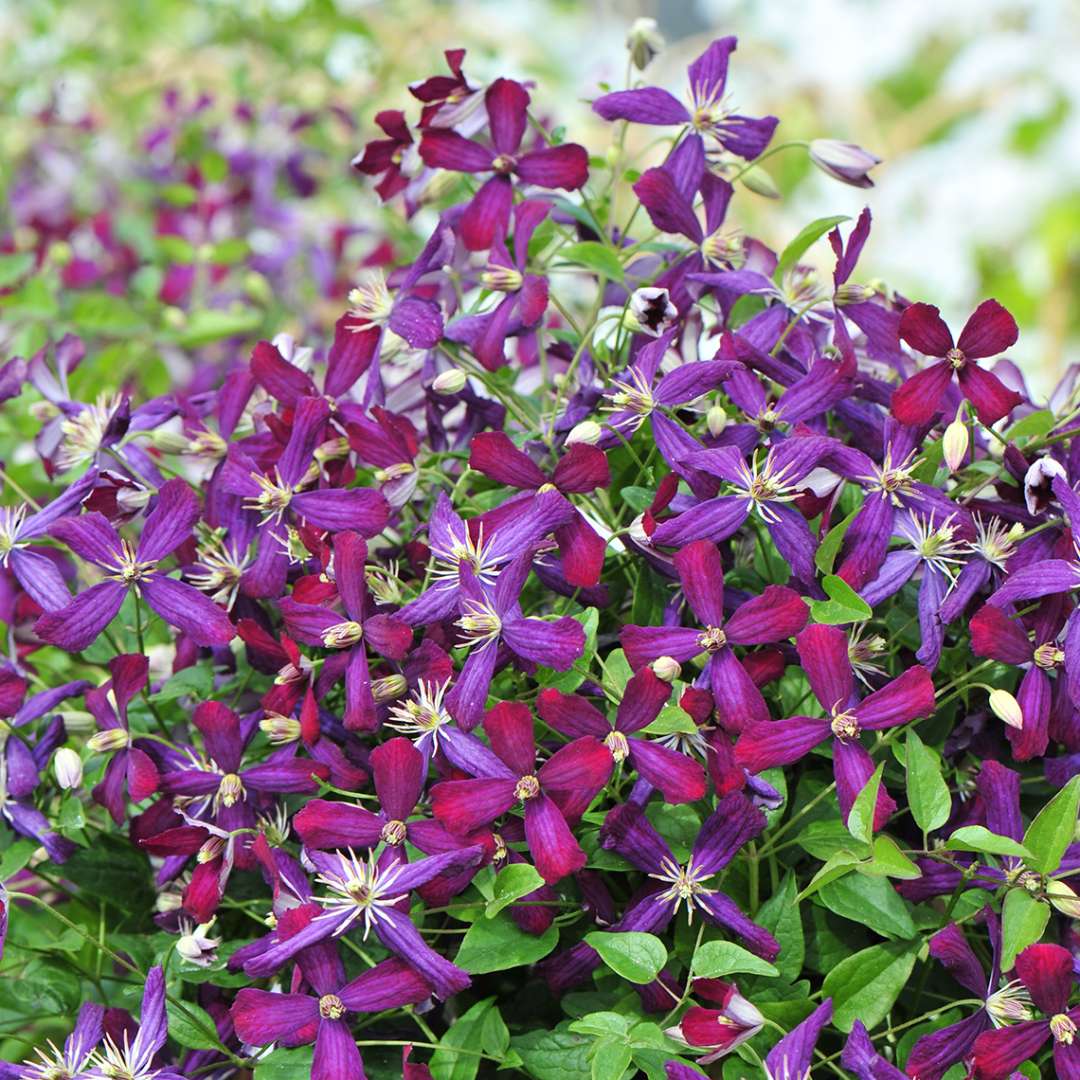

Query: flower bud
left=626, top=287, right=677, bottom=338
left=150, top=429, right=195, bottom=454
left=651, top=656, right=681, bottom=682
left=373, top=674, right=408, bottom=702
left=808, top=139, right=882, bottom=189
left=176, top=920, right=221, bottom=967
left=162, top=306, right=186, bottom=329
left=942, top=409, right=969, bottom=472
left=989, top=689, right=1024, bottom=730
left=54, top=748, right=83, bottom=790
left=47, top=241, right=73, bottom=267
left=1024, top=456, right=1067, bottom=516
left=834, top=283, right=877, bottom=306
left=739, top=166, right=780, bottom=199
left=431, top=368, right=467, bottom=395
left=626, top=17, right=664, bottom=70
left=566, top=420, right=601, bottom=447
left=259, top=714, right=302, bottom=745
left=1047, top=880, right=1080, bottom=919
left=706, top=405, right=728, bottom=438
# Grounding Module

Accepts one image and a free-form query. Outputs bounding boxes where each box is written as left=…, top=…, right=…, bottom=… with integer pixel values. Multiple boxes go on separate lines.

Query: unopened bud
left=626, top=287, right=677, bottom=338
left=739, top=166, right=780, bottom=199
left=480, top=265, right=523, bottom=292
left=54, top=747, right=83, bottom=790
left=372, top=674, right=408, bottom=702
left=259, top=714, right=302, bottom=744
left=809, top=139, right=882, bottom=189
left=116, top=485, right=152, bottom=514
left=1047, top=879, right=1080, bottom=919
left=989, top=689, right=1024, bottom=730
left=150, top=429, right=195, bottom=454
left=626, top=17, right=664, bottom=70
left=1024, top=456, right=1067, bottom=517
left=566, top=420, right=601, bottom=447
left=942, top=409, right=969, bottom=472
left=314, top=437, right=349, bottom=465
left=651, top=656, right=681, bottom=682
left=834, top=283, right=877, bottom=306
left=162, top=306, right=186, bottom=329
left=706, top=405, right=728, bottom=438
left=431, top=368, right=467, bottom=395
left=47, top=241, right=73, bottom=267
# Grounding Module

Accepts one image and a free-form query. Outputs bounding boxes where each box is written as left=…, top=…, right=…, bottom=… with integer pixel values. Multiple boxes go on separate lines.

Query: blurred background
left=2, top=0, right=1079, bottom=398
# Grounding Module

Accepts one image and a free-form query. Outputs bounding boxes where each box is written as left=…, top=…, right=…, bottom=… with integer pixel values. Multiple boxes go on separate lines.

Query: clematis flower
left=84, top=653, right=159, bottom=824
left=8, top=1001, right=104, bottom=1080
left=352, top=110, right=416, bottom=200
left=892, top=300, right=1022, bottom=427
left=431, top=701, right=611, bottom=882
left=622, top=540, right=808, bottom=732
left=537, top=667, right=706, bottom=804
left=664, top=979, right=764, bottom=1062
left=735, top=624, right=936, bottom=830
left=0, top=467, right=97, bottom=611
left=593, top=37, right=778, bottom=160
left=599, top=796, right=779, bottom=959
left=444, top=553, right=585, bottom=731
left=970, top=943, right=1080, bottom=1079
left=759, top=999, right=833, bottom=1080
left=35, top=477, right=235, bottom=651
left=468, top=431, right=609, bottom=588
left=419, top=78, right=588, bottom=251
left=242, top=844, right=482, bottom=998
left=905, top=909, right=1031, bottom=1080
left=446, top=199, right=551, bottom=371
left=232, top=950, right=431, bottom=1080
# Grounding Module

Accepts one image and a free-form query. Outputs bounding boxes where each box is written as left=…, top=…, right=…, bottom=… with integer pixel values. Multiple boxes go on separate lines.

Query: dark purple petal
left=34, top=580, right=126, bottom=652
left=140, top=574, right=235, bottom=647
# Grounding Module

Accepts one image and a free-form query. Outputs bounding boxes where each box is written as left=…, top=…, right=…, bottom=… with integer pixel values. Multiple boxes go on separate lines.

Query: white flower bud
left=739, top=166, right=780, bottom=199
left=566, top=420, right=601, bottom=447
left=808, top=139, right=882, bottom=189
left=626, top=17, right=664, bottom=70
left=431, top=369, right=467, bottom=395
left=942, top=409, right=969, bottom=472
left=706, top=405, right=728, bottom=438
left=651, top=656, right=681, bottom=683
left=989, top=689, right=1024, bottom=730
left=54, top=748, right=83, bottom=790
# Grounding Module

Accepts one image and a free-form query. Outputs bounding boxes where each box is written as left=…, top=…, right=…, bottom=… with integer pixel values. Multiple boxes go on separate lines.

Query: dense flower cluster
left=3, top=27, right=1080, bottom=1080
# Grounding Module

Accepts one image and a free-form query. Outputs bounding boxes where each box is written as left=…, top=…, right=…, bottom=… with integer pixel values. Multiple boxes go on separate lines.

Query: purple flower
left=35, top=477, right=236, bottom=651
left=841, top=1020, right=906, bottom=1079
left=419, top=78, right=589, bottom=251
left=10, top=1001, right=104, bottom=1080
left=593, top=37, right=778, bottom=161
left=735, top=624, right=936, bottom=830
left=762, top=999, right=833, bottom=1080
left=232, top=951, right=431, bottom=1080
left=622, top=540, right=808, bottom=732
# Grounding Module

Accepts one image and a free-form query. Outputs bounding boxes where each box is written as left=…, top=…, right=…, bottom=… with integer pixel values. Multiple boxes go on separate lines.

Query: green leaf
left=905, top=730, right=951, bottom=834
left=846, top=763, right=884, bottom=845
left=173, top=307, right=262, bottom=348
left=757, top=872, right=804, bottom=982
left=149, top=665, right=215, bottom=704
left=818, top=872, right=916, bottom=940
left=0, top=838, right=38, bottom=881
left=1004, top=409, right=1055, bottom=442
left=486, top=863, right=545, bottom=918
left=512, top=1030, right=592, bottom=1080
left=810, top=574, right=873, bottom=625
left=70, top=292, right=143, bottom=335
left=815, top=508, right=860, bottom=576
left=480, top=1006, right=510, bottom=1057
left=431, top=998, right=493, bottom=1080
left=0, top=252, right=35, bottom=288
left=558, top=241, right=625, bottom=283
left=641, top=705, right=699, bottom=736
left=691, top=940, right=779, bottom=979
left=774, top=215, right=850, bottom=280
left=1023, top=775, right=1080, bottom=874
left=945, top=826, right=1032, bottom=860
left=591, top=1039, right=633, bottom=1080
left=798, top=849, right=864, bottom=900
left=620, top=486, right=654, bottom=513
left=1001, top=889, right=1050, bottom=970
left=821, top=941, right=918, bottom=1033
left=568, top=1013, right=633, bottom=1039
left=253, top=1047, right=314, bottom=1080
left=455, top=911, right=558, bottom=973
left=584, top=931, right=667, bottom=984
left=863, top=834, right=922, bottom=880
left=166, top=1000, right=222, bottom=1051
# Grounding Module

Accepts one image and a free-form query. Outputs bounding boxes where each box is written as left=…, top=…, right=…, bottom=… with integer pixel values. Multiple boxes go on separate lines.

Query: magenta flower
left=735, top=624, right=936, bottom=830
left=971, top=943, right=1080, bottom=1079
left=665, top=979, right=763, bottom=1063
left=352, top=109, right=415, bottom=200
left=622, top=540, right=808, bottom=732
left=35, top=477, right=235, bottom=652
left=537, top=667, right=706, bottom=804
left=593, top=37, right=778, bottom=161
left=468, top=431, right=610, bottom=588
left=85, top=653, right=159, bottom=824
left=892, top=300, right=1022, bottom=427
left=419, top=78, right=589, bottom=251
left=232, top=950, right=431, bottom=1080
left=431, top=701, right=611, bottom=882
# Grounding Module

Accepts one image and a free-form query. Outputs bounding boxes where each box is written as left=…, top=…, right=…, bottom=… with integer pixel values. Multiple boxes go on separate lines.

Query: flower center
left=1051, top=1014, right=1077, bottom=1045
left=514, top=774, right=540, bottom=801
left=701, top=230, right=744, bottom=267
left=985, top=979, right=1034, bottom=1027
left=698, top=626, right=727, bottom=652
left=87, top=728, right=132, bottom=754
left=217, top=773, right=246, bottom=808
left=245, top=469, right=294, bottom=523
left=0, top=504, right=28, bottom=562
left=380, top=819, right=408, bottom=845
left=649, top=855, right=717, bottom=917
left=480, top=264, right=523, bottom=292
left=106, top=539, right=155, bottom=585
left=319, top=993, right=346, bottom=1021
left=347, top=274, right=394, bottom=329
left=1034, top=643, right=1064, bottom=669
left=491, top=154, right=517, bottom=174
left=456, top=599, right=503, bottom=648
left=830, top=710, right=859, bottom=740
left=945, top=347, right=966, bottom=370
left=321, top=620, right=365, bottom=648
left=604, top=731, right=630, bottom=762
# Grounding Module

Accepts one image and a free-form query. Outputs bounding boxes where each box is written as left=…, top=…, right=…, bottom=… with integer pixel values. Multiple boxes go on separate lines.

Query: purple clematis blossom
left=419, top=78, right=589, bottom=251
left=537, top=667, right=707, bottom=804
left=4, top=1001, right=104, bottom=1080
left=0, top=467, right=97, bottom=611
left=599, top=796, right=779, bottom=960
left=892, top=300, right=1022, bottom=428
left=735, top=624, right=936, bottom=830
left=593, top=37, right=778, bottom=161
left=35, top=477, right=235, bottom=651
left=1, top=716, right=74, bottom=863
left=232, top=950, right=431, bottom=1080
left=760, top=999, right=833, bottom=1080
left=85, top=653, right=159, bottom=824
left=622, top=540, right=808, bottom=732
left=431, top=701, right=612, bottom=882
